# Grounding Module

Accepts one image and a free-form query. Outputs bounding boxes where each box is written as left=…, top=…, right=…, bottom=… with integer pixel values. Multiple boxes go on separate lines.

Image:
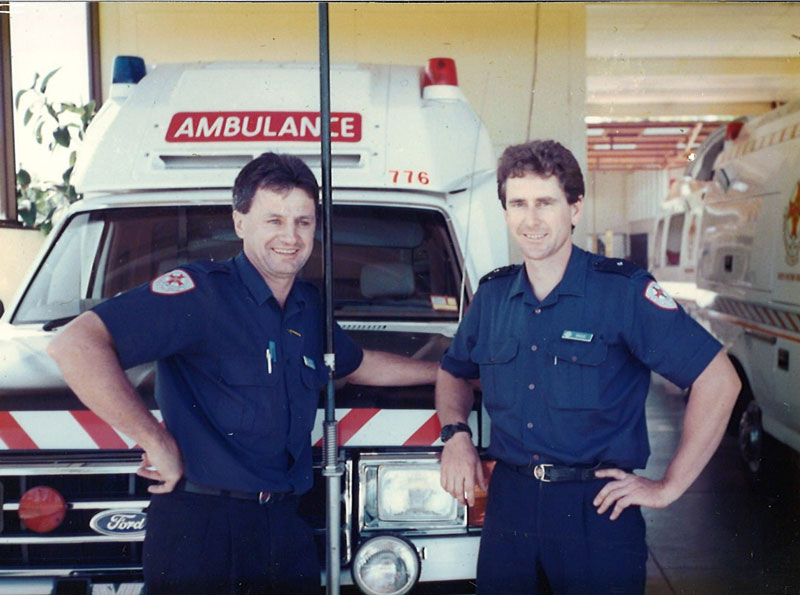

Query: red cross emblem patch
left=644, top=281, right=678, bottom=310
left=151, top=269, right=196, bottom=295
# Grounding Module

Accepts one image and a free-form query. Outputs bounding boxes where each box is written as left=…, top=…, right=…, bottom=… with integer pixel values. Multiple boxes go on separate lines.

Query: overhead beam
left=588, top=57, right=800, bottom=79
left=586, top=101, right=773, bottom=120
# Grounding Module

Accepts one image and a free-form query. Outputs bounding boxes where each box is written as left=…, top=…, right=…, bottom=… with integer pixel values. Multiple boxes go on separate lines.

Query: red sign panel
left=165, top=111, right=362, bottom=143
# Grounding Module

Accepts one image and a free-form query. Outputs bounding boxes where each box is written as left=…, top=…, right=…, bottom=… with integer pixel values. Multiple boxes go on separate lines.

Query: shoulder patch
left=479, top=264, right=522, bottom=285
left=593, top=257, right=641, bottom=278
left=643, top=280, right=678, bottom=310
left=151, top=269, right=196, bottom=295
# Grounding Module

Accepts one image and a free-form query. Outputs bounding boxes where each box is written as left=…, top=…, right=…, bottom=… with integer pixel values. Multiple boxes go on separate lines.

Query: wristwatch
left=440, top=422, right=472, bottom=443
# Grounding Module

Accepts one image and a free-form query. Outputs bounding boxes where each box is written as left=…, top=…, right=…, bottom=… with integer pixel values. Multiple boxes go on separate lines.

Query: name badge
left=561, top=330, right=594, bottom=342
left=303, top=356, right=316, bottom=370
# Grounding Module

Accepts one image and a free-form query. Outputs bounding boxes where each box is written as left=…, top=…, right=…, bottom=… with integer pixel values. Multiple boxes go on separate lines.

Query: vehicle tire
left=738, top=399, right=764, bottom=475
left=725, top=357, right=752, bottom=437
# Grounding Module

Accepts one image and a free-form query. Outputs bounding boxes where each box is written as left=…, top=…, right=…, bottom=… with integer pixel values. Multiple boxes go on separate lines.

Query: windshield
left=13, top=203, right=462, bottom=324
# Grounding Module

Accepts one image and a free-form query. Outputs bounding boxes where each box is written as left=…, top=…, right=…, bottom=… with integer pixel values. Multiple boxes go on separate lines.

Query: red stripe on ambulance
left=0, top=412, right=37, bottom=449
left=403, top=413, right=442, bottom=446
left=71, top=410, right=129, bottom=449
left=166, top=111, right=362, bottom=143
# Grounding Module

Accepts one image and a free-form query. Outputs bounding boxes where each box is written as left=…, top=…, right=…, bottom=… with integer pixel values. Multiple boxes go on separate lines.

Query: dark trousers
left=143, top=489, right=320, bottom=595
left=477, top=461, right=647, bottom=594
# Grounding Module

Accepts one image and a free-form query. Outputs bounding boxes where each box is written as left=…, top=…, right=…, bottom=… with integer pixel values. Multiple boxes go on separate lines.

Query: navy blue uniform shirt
left=441, top=246, right=721, bottom=470
left=93, top=252, right=363, bottom=494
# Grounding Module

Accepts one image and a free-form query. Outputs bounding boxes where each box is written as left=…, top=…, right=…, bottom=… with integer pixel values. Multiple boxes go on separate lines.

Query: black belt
left=179, top=479, right=289, bottom=504
left=511, top=462, right=611, bottom=483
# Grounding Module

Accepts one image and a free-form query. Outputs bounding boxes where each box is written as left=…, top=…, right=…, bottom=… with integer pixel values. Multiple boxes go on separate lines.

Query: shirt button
left=528, top=383, right=535, bottom=390
left=571, top=356, right=578, bottom=362
left=527, top=422, right=533, bottom=429
left=533, top=454, right=540, bottom=460
left=534, top=308, right=542, bottom=314
left=531, top=345, right=538, bottom=351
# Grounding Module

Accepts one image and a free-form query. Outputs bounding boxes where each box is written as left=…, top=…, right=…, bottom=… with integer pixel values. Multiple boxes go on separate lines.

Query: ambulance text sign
left=166, top=111, right=362, bottom=143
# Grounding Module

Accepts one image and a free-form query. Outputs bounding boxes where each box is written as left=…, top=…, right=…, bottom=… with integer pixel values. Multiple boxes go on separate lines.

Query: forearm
left=435, top=368, right=474, bottom=426
left=660, top=350, right=741, bottom=500
left=47, top=312, right=171, bottom=451
left=345, top=348, right=438, bottom=386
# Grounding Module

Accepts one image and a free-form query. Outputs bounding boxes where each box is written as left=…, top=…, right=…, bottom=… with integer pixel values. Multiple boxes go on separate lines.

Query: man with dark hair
left=48, top=152, right=437, bottom=594
left=436, top=139, right=740, bottom=593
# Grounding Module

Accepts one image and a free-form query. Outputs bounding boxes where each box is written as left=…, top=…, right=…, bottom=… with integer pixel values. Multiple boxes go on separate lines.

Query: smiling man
left=48, top=152, right=437, bottom=594
left=436, top=140, right=740, bottom=593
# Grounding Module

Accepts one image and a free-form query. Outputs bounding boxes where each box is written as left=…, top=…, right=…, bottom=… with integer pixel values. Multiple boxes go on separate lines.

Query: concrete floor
left=643, top=376, right=800, bottom=595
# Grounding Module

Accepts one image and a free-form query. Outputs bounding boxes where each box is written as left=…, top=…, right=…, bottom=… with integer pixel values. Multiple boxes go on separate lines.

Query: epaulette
left=592, top=257, right=641, bottom=278
left=185, top=259, right=231, bottom=275
left=479, top=264, right=521, bottom=285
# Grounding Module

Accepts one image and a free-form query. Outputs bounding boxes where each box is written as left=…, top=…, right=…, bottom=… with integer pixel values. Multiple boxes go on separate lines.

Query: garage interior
left=1, top=3, right=799, bottom=594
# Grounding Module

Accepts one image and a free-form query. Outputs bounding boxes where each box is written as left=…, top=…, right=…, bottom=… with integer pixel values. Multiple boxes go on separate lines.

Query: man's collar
left=234, top=252, right=274, bottom=305
left=508, top=245, right=587, bottom=303
left=233, top=252, right=308, bottom=311
left=555, top=245, right=587, bottom=298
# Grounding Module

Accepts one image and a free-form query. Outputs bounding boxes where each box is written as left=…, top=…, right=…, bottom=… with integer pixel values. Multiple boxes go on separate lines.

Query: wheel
left=725, top=357, right=752, bottom=437
left=738, top=400, right=764, bottom=474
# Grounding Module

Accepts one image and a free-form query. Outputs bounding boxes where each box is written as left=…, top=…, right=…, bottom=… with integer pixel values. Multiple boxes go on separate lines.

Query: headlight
left=359, top=454, right=465, bottom=531
left=352, top=535, right=420, bottom=595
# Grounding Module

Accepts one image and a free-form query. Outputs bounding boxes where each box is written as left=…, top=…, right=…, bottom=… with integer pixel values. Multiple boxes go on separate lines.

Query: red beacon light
left=726, top=120, right=745, bottom=141
left=18, top=486, right=67, bottom=533
left=423, top=58, right=458, bottom=87
left=422, top=58, right=464, bottom=101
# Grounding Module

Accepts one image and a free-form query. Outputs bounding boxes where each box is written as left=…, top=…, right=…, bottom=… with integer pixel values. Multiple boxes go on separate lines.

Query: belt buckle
left=533, top=464, right=552, bottom=482
left=258, top=491, right=272, bottom=504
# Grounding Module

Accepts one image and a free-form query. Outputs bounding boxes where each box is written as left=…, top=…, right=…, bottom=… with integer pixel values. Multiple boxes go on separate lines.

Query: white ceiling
left=585, top=3, right=800, bottom=117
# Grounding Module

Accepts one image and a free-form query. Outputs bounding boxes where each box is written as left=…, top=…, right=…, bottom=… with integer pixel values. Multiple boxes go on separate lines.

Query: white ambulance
left=649, top=122, right=730, bottom=313
left=693, top=101, right=800, bottom=473
left=0, top=57, right=508, bottom=594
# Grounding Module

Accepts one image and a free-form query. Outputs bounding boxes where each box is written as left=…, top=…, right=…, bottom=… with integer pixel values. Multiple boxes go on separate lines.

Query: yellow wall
left=0, top=226, right=45, bottom=311
left=97, top=2, right=586, bottom=159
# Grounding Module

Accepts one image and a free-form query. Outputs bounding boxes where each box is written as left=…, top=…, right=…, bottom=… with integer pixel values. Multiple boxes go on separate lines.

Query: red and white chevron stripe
left=711, top=296, right=800, bottom=339
left=0, top=409, right=474, bottom=450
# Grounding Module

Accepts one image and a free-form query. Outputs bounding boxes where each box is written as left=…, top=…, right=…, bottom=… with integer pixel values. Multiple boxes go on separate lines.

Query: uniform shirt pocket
left=471, top=339, right=519, bottom=410
left=300, top=360, right=328, bottom=391
left=545, top=339, right=608, bottom=410
left=216, top=355, right=278, bottom=436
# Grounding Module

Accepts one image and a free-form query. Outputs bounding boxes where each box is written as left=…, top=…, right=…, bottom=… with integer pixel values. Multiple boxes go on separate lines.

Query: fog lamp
left=18, top=486, right=66, bottom=533
left=352, top=535, right=420, bottom=595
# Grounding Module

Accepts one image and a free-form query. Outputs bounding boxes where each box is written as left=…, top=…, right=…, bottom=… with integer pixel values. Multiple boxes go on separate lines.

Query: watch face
left=441, top=423, right=469, bottom=442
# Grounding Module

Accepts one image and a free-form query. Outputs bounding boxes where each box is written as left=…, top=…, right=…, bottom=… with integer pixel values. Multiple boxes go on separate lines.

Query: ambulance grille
left=0, top=453, right=351, bottom=576
left=0, top=454, right=148, bottom=575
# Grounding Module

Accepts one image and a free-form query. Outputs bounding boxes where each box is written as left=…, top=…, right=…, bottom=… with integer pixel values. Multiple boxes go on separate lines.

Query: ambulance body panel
left=694, top=101, right=800, bottom=466
left=649, top=123, right=728, bottom=312
left=0, top=58, right=507, bottom=594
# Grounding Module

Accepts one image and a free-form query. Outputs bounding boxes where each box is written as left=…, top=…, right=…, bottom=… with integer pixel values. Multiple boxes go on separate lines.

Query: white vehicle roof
left=73, top=58, right=495, bottom=197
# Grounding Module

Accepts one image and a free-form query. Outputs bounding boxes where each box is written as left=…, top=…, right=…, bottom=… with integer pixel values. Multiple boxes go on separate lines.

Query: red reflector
left=726, top=121, right=744, bottom=141
left=467, top=460, right=496, bottom=527
left=18, top=486, right=67, bottom=533
left=424, top=58, right=458, bottom=87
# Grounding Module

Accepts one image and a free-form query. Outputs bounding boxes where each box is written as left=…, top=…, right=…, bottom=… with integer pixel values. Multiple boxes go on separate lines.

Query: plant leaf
left=53, top=126, right=71, bottom=148
left=39, top=67, right=61, bottom=93
left=17, top=169, right=31, bottom=187
left=15, top=88, right=28, bottom=110
left=34, top=122, right=44, bottom=144
left=23, top=108, right=33, bottom=126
